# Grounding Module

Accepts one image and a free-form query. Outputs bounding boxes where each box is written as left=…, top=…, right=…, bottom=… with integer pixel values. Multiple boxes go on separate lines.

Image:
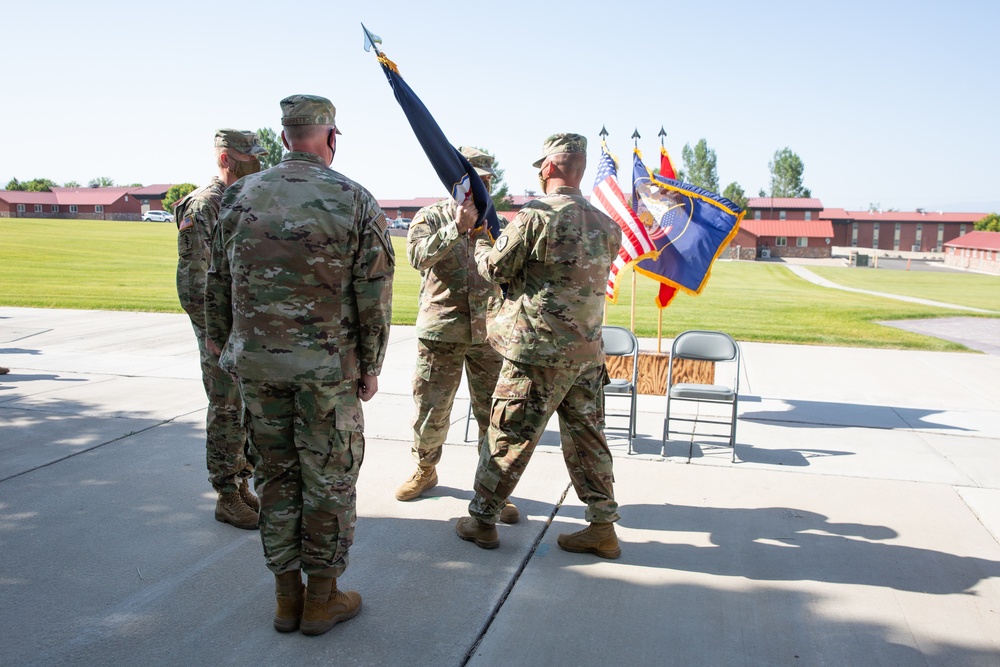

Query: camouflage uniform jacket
left=475, top=186, right=621, bottom=369
left=205, top=151, right=395, bottom=383
left=174, top=177, right=225, bottom=331
left=408, top=199, right=500, bottom=344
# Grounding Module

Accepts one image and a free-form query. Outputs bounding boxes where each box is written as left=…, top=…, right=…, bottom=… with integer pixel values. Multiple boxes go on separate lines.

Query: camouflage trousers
left=469, top=359, right=619, bottom=525
left=411, top=338, right=502, bottom=465
left=193, top=326, right=251, bottom=494
left=239, top=379, right=365, bottom=578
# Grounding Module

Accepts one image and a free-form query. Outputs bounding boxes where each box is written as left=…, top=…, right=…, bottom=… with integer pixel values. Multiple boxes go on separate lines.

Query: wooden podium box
left=605, top=351, right=714, bottom=396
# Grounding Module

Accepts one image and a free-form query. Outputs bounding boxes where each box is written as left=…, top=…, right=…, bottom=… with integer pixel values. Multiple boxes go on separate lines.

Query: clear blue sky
left=2, top=0, right=998, bottom=212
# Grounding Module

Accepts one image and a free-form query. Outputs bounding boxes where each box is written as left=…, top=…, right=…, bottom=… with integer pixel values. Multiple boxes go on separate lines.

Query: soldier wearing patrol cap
left=174, top=128, right=267, bottom=531
left=394, top=146, right=517, bottom=524
left=455, top=133, right=624, bottom=558
left=205, top=94, right=394, bottom=636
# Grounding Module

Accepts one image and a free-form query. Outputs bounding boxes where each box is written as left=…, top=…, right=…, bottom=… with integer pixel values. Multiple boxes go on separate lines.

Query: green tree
left=63, top=180, right=80, bottom=188
left=680, top=139, right=719, bottom=192
left=975, top=213, right=1000, bottom=232
left=722, top=182, right=748, bottom=210
left=4, top=177, right=57, bottom=191
left=25, top=178, right=57, bottom=192
left=475, top=146, right=513, bottom=211
left=125, top=182, right=144, bottom=188
left=767, top=148, right=811, bottom=198
left=255, top=128, right=284, bottom=170
left=162, top=183, right=198, bottom=213
left=88, top=176, right=115, bottom=188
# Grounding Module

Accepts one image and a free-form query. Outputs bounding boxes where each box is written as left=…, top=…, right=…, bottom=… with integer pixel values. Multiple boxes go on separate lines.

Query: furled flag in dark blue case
left=362, top=24, right=500, bottom=241
left=631, top=150, right=744, bottom=308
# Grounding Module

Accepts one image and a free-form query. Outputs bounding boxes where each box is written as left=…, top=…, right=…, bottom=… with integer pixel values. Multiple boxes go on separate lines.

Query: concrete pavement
left=2, top=306, right=1000, bottom=666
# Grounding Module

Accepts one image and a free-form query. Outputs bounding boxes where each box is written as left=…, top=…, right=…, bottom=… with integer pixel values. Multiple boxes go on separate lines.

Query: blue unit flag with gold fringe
left=632, top=151, right=744, bottom=307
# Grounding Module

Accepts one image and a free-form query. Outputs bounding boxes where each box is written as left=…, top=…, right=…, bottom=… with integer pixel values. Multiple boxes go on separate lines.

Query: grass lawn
left=808, top=265, right=1000, bottom=312
left=2, top=218, right=997, bottom=351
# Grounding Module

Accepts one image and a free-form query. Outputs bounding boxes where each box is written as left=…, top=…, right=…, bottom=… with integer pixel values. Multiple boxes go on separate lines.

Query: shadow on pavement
left=621, top=503, right=1000, bottom=594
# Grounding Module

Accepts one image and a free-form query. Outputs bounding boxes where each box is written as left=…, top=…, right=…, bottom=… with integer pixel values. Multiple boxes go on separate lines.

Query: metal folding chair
left=663, top=330, right=740, bottom=462
left=602, top=325, right=639, bottom=455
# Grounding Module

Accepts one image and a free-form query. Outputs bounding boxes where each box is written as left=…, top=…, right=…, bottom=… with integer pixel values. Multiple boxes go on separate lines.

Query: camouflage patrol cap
left=214, top=129, right=268, bottom=156
left=280, top=94, right=342, bottom=134
left=459, top=146, right=495, bottom=177
left=532, top=133, right=588, bottom=168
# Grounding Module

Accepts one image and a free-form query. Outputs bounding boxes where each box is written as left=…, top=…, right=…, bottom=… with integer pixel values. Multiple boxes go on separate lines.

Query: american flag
left=591, top=143, right=657, bottom=302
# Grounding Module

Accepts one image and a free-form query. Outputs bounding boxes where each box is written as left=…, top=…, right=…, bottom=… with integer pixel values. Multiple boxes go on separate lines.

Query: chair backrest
left=671, top=330, right=738, bottom=363
left=602, top=326, right=638, bottom=357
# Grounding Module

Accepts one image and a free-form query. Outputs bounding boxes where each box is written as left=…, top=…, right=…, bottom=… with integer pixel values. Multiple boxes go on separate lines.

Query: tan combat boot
left=499, top=502, right=520, bottom=524
left=455, top=517, right=499, bottom=549
left=273, top=570, right=304, bottom=633
left=299, top=577, right=362, bottom=636
left=556, top=522, right=621, bottom=559
left=214, top=491, right=259, bottom=530
left=238, top=478, right=260, bottom=512
left=394, top=465, right=438, bottom=501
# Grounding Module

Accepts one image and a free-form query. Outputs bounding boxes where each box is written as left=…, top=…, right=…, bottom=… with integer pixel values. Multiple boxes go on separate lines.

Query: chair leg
left=661, top=397, right=670, bottom=457
left=730, top=401, right=738, bottom=462
left=628, top=392, right=636, bottom=455
left=464, top=402, right=474, bottom=442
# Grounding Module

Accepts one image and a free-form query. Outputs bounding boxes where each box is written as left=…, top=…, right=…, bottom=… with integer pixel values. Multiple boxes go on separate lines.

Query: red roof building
left=0, top=185, right=173, bottom=221
left=821, top=209, right=987, bottom=251
left=942, top=231, right=1000, bottom=274
left=737, top=219, right=835, bottom=259
left=746, top=197, right=824, bottom=220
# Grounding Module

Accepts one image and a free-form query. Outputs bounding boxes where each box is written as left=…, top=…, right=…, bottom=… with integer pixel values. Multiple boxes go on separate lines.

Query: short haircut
left=283, top=124, right=332, bottom=144
left=549, top=152, right=586, bottom=176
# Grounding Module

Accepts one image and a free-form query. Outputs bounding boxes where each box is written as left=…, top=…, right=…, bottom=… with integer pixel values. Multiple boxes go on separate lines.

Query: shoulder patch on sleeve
left=493, top=224, right=522, bottom=260
left=373, top=212, right=388, bottom=234
left=179, top=217, right=194, bottom=232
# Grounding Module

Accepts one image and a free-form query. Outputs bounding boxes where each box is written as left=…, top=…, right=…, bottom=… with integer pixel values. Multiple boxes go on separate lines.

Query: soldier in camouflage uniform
left=205, top=95, right=394, bottom=636
left=395, top=147, right=517, bottom=523
left=455, top=133, right=624, bottom=558
left=174, top=128, right=267, bottom=530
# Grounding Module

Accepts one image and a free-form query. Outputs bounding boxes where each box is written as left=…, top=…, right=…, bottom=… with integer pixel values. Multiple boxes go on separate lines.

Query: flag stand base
left=605, top=351, right=714, bottom=396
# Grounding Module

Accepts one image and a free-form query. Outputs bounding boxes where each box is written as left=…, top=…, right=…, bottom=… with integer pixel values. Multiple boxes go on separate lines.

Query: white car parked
left=142, top=210, right=174, bottom=223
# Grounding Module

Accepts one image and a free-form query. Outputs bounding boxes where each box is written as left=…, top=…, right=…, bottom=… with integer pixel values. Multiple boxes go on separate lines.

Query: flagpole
left=629, top=128, right=641, bottom=333
left=657, top=307, right=663, bottom=354
left=630, top=270, right=636, bottom=332
left=600, top=124, right=610, bottom=328
left=657, top=125, right=666, bottom=352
